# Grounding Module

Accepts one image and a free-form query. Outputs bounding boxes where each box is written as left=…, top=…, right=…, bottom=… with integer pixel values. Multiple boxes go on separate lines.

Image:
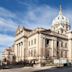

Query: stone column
left=50, top=40, right=54, bottom=57
left=52, top=39, right=57, bottom=59
left=38, top=34, right=42, bottom=62
left=68, top=39, right=72, bottom=62
left=37, top=34, right=44, bottom=66
left=41, top=36, right=45, bottom=60
left=67, top=32, right=72, bottom=62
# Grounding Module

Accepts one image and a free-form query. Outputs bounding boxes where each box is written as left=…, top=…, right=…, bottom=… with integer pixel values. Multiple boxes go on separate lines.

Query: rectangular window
left=61, top=42, right=63, bottom=47
left=31, top=40, right=33, bottom=45
left=31, top=49, right=33, bottom=56
left=61, top=51, right=63, bottom=57
left=29, top=50, right=30, bottom=56
left=34, top=49, right=36, bottom=57
left=65, top=43, right=67, bottom=48
left=34, top=39, right=36, bottom=44
left=65, top=51, right=67, bottom=58
left=45, top=39, right=49, bottom=47
left=29, top=41, right=30, bottom=46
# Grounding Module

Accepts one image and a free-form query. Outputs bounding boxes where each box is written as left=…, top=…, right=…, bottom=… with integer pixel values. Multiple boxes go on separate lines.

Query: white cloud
left=0, top=17, right=17, bottom=32
left=0, top=34, right=14, bottom=60
left=0, top=7, right=18, bottom=32
left=22, top=5, right=58, bottom=29
left=0, top=34, right=14, bottom=47
left=0, top=7, right=16, bottom=18
left=16, top=0, right=30, bottom=6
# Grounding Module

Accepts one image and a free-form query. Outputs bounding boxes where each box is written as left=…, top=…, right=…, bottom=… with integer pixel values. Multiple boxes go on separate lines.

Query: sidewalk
left=22, top=66, right=56, bottom=72
left=0, top=66, right=56, bottom=72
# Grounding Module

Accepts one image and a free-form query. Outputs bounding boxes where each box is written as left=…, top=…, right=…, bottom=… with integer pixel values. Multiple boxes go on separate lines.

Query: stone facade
left=14, top=5, right=72, bottom=63
left=2, top=47, right=15, bottom=64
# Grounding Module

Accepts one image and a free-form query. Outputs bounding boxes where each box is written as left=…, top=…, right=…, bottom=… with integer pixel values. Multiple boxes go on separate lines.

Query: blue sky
left=0, top=0, right=72, bottom=59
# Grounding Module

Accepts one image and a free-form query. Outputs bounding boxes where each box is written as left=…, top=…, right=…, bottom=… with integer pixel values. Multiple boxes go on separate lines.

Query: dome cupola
left=51, top=2, right=70, bottom=34
left=52, top=5, right=69, bottom=26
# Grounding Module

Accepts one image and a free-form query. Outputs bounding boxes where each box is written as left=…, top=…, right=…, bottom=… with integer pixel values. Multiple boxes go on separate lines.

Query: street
left=34, top=67, right=72, bottom=72
left=0, top=66, right=72, bottom=72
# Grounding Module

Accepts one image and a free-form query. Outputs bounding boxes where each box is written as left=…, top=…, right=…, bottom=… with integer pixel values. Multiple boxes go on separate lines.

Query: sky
left=0, top=0, right=72, bottom=59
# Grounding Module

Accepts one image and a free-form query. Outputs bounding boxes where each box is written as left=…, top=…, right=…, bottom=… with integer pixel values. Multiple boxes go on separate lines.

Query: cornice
left=15, top=35, right=28, bottom=42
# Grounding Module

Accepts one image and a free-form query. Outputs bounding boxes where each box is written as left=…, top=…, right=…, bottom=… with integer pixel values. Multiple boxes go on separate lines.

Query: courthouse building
left=14, top=5, right=72, bottom=63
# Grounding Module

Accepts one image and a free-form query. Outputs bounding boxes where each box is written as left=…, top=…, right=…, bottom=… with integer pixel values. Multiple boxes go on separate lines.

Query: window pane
left=34, top=39, right=36, bottom=44
left=31, top=40, right=33, bottom=45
